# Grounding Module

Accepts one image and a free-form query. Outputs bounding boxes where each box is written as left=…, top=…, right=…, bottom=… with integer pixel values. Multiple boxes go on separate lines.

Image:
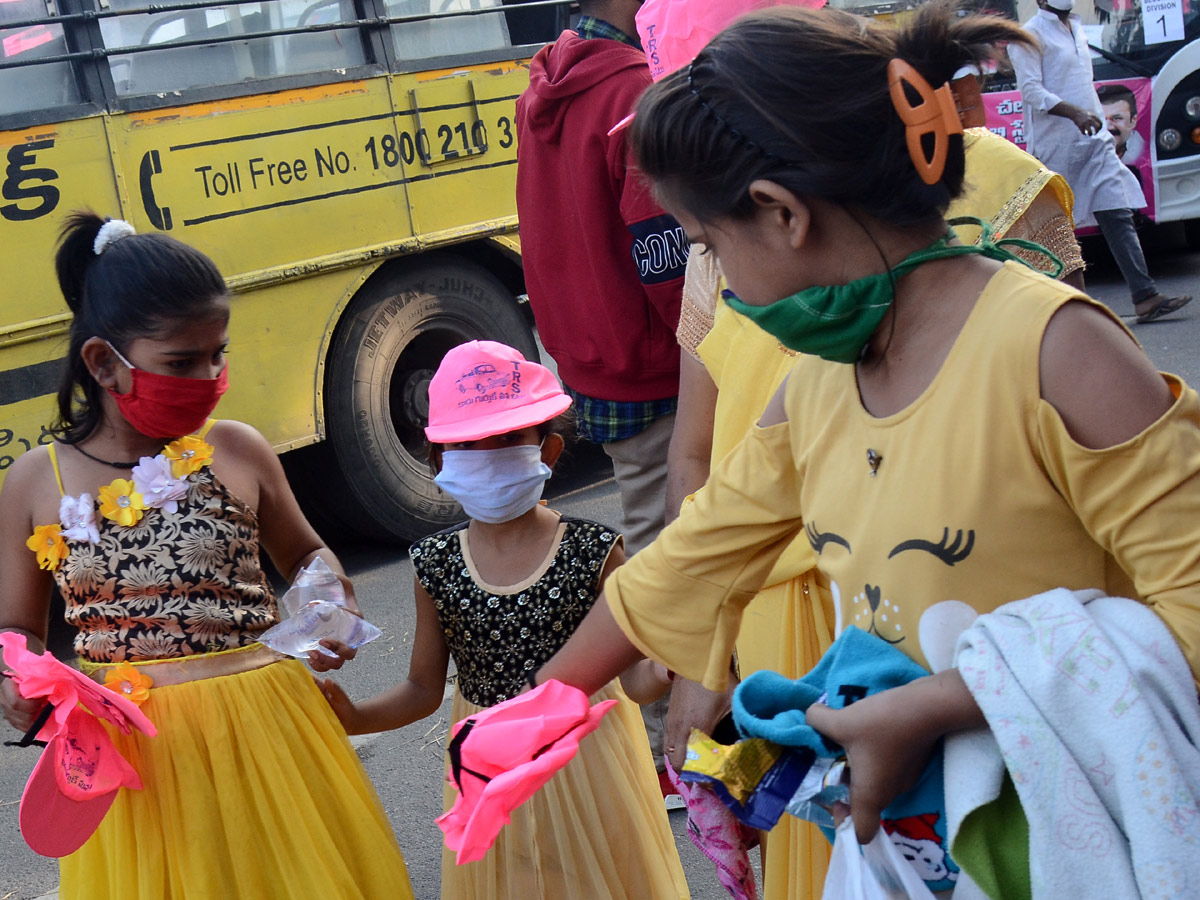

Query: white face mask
left=434, top=444, right=552, bottom=524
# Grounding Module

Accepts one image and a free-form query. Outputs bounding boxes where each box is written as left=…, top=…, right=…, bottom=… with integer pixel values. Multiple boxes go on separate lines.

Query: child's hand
left=317, top=678, right=360, bottom=732
left=1, top=676, right=45, bottom=734
left=805, top=670, right=985, bottom=845
left=307, top=639, right=357, bottom=672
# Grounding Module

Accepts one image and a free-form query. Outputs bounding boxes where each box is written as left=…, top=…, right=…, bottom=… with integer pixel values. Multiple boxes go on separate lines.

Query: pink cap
left=436, top=679, right=616, bottom=864
left=425, top=341, right=571, bottom=443
left=609, top=0, right=828, bottom=135
left=1, top=632, right=156, bottom=857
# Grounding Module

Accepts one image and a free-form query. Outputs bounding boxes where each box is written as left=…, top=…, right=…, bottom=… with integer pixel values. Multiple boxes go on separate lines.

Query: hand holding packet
left=259, top=558, right=382, bottom=658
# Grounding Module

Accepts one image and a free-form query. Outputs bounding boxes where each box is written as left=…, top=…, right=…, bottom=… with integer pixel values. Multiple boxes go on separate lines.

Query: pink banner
left=983, top=78, right=1155, bottom=223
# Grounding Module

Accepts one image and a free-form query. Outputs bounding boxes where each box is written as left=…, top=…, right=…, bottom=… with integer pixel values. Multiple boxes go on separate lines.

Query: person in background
left=515, top=0, right=687, bottom=786
left=321, top=340, right=688, bottom=900
left=1009, top=0, right=1190, bottom=322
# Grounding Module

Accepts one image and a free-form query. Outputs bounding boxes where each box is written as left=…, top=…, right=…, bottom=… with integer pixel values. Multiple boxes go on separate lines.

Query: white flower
left=131, top=454, right=189, bottom=513
left=59, top=493, right=100, bottom=544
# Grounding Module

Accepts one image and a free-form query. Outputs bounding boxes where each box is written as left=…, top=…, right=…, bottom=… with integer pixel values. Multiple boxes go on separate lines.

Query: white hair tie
left=93, top=219, right=137, bottom=255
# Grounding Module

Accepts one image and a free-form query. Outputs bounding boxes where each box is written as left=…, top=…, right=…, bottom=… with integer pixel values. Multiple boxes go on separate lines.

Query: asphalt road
left=1, top=226, right=1197, bottom=900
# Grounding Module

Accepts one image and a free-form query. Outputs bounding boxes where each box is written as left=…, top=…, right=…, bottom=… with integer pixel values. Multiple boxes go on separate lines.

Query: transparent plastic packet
left=259, top=558, right=382, bottom=658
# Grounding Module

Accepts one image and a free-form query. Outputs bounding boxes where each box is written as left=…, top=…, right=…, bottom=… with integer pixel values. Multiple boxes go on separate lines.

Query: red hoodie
left=516, top=29, right=685, bottom=403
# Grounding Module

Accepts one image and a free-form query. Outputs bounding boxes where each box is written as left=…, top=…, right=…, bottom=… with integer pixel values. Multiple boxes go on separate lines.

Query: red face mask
left=105, top=342, right=229, bottom=439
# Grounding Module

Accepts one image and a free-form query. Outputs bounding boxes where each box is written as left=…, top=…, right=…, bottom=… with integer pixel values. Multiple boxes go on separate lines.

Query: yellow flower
left=98, top=479, right=148, bottom=527
left=102, top=663, right=153, bottom=706
left=26, top=524, right=69, bottom=571
left=163, top=436, right=214, bottom=478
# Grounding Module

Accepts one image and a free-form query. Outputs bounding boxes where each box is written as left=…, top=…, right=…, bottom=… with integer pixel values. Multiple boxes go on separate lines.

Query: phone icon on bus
left=139, top=149, right=173, bottom=230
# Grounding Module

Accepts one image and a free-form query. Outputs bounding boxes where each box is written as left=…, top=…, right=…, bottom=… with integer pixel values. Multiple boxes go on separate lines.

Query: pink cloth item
left=666, top=757, right=760, bottom=900
left=437, top=679, right=616, bottom=864
left=636, top=0, right=828, bottom=82
left=610, top=0, right=828, bottom=134
left=424, top=340, right=572, bottom=443
left=1, top=632, right=156, bottom=857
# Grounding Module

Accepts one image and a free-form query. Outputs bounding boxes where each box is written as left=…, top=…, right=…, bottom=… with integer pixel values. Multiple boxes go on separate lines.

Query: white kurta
left=1008, top=10, right=1145, bottom=226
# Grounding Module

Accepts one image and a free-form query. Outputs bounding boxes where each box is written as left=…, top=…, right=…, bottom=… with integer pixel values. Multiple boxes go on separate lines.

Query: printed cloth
left=666, top=757, right=759, bottom=900
left=734, top=626, right=960, bottom=893
left=946, top=587, right=1200, bottom=900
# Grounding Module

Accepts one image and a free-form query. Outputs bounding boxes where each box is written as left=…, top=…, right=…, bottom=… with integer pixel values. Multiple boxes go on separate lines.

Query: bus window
left=102, top=0, right=368, bottom=96
left=387, top=0, right=510, bottom=62
left=0, top=0, right=79, bottom=114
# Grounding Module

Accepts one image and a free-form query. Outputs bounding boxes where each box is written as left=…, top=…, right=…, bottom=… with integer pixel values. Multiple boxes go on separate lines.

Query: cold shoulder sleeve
left=605, top=420, right=806, bottom=690
left=1035, top=373, right=1200, bottom=682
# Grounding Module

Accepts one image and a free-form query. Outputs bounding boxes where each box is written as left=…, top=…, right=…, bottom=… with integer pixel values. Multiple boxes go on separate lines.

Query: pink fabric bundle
left=437, top=679, right=615, bottom=864
left=666, top=758, right=760, bottom=900
left=0, top=632, right=156, bottom=857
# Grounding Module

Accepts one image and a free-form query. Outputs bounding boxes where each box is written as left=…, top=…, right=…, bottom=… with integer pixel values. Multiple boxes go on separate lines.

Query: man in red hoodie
left=516, top=0, right=685, bottom=791
left=515, top=0, right=686, bottom=561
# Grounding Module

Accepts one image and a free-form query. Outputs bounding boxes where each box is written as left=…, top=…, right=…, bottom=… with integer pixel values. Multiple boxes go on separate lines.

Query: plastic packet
left=259, top=558, right=382, bottom=658
left=679, top=730, right=814, bottom=830
left=785, top=756, right=850, bottom=830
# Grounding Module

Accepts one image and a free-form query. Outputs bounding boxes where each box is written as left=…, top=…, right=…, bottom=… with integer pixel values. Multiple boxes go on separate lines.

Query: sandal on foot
left=1135, top=294, right=1192, bottom=323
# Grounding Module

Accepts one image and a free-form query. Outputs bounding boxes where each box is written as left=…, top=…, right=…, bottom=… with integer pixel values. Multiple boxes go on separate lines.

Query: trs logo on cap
left=454, top=361, right=523, bottom=408
left=457, top=363, right=513, bottom=395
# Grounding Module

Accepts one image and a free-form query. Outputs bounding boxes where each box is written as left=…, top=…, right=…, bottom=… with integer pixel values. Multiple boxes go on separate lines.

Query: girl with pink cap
left=321, top=340, right=689, bottom=900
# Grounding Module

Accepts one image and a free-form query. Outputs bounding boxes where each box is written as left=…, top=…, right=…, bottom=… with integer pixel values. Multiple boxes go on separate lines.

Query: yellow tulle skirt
left=59, top=654, right=413, bottom=900
left=441, top=680, right=690, bottom=900
left=737, top=570, right=834, bottom=900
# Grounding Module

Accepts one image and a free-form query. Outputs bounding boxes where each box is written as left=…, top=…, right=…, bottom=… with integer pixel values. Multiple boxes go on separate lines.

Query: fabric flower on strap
left=58, top=493, right=100, bottom=544
left=98, top=479, right=148, bottom=527
left=131, top=455, right=189, bottom=513
left=26, top=524, right=69, bottom=571
left=163, top=436, right=214, bottom=478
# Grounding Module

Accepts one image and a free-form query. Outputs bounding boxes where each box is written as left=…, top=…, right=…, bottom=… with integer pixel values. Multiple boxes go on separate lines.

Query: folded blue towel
left=733, top=626, right=960, bottom=893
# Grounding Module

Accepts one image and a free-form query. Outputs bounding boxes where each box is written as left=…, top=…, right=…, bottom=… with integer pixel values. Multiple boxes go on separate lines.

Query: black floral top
left=54, top=467, right=278, bottom=663
left=410, top=517, right=619, bottom=707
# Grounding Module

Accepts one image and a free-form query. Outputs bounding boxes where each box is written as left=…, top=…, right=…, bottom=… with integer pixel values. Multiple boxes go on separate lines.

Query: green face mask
left=722, top=216, right=1064, bottom=364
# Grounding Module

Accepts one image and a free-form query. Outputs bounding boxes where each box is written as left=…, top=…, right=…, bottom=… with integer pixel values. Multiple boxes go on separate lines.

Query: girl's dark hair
left=53, top=211, right=228, bottom=443
left=631, top=1, right=1033, bottom=227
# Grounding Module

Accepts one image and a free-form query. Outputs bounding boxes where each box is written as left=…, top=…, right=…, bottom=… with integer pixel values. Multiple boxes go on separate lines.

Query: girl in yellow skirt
left=0, top=212, right=413, bottom=900
left=321, top=339, right=689, bottom=900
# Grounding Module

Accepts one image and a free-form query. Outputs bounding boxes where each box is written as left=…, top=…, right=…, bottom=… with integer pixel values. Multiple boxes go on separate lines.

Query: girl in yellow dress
left=0, top=212, right=414, bottom=900
left=536, top=2, right=1200, bottom=894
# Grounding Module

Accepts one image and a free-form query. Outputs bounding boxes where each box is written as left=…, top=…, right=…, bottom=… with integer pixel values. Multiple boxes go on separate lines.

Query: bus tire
left=322, top=254, right=538, bottom=543
left=1184, top=218, right=1200, bottom=251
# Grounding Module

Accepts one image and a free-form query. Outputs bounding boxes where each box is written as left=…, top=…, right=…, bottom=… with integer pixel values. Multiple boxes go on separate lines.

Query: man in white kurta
left=1009, top=0, right=1191, bottom=322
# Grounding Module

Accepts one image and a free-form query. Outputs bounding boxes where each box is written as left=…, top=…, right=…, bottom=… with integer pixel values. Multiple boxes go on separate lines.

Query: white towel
left=945, top=588, right=1200, bottom=899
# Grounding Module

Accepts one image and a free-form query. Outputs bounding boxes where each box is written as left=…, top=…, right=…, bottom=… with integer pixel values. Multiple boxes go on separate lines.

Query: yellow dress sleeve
left=1035, top=374, right=1200, bottom=681
left=605, top=420, right=807, bottom=690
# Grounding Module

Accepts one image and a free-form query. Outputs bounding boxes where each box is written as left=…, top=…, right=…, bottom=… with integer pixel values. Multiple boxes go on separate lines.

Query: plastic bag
left=821, top=818, right=938, bottom=900
left=259, top=558, right=382, bottom=658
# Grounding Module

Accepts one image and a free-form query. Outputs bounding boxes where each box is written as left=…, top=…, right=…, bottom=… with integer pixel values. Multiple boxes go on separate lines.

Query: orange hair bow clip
left=887, top=59, right=964, bottom=186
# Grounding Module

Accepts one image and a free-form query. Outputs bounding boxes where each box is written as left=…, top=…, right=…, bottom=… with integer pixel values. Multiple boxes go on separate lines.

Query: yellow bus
left=0, top=0, right=574, bottom=542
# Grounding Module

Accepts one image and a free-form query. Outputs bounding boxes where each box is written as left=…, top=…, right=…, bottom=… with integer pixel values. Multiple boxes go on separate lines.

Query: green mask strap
left=886, top=216, right=1064, bottom=281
